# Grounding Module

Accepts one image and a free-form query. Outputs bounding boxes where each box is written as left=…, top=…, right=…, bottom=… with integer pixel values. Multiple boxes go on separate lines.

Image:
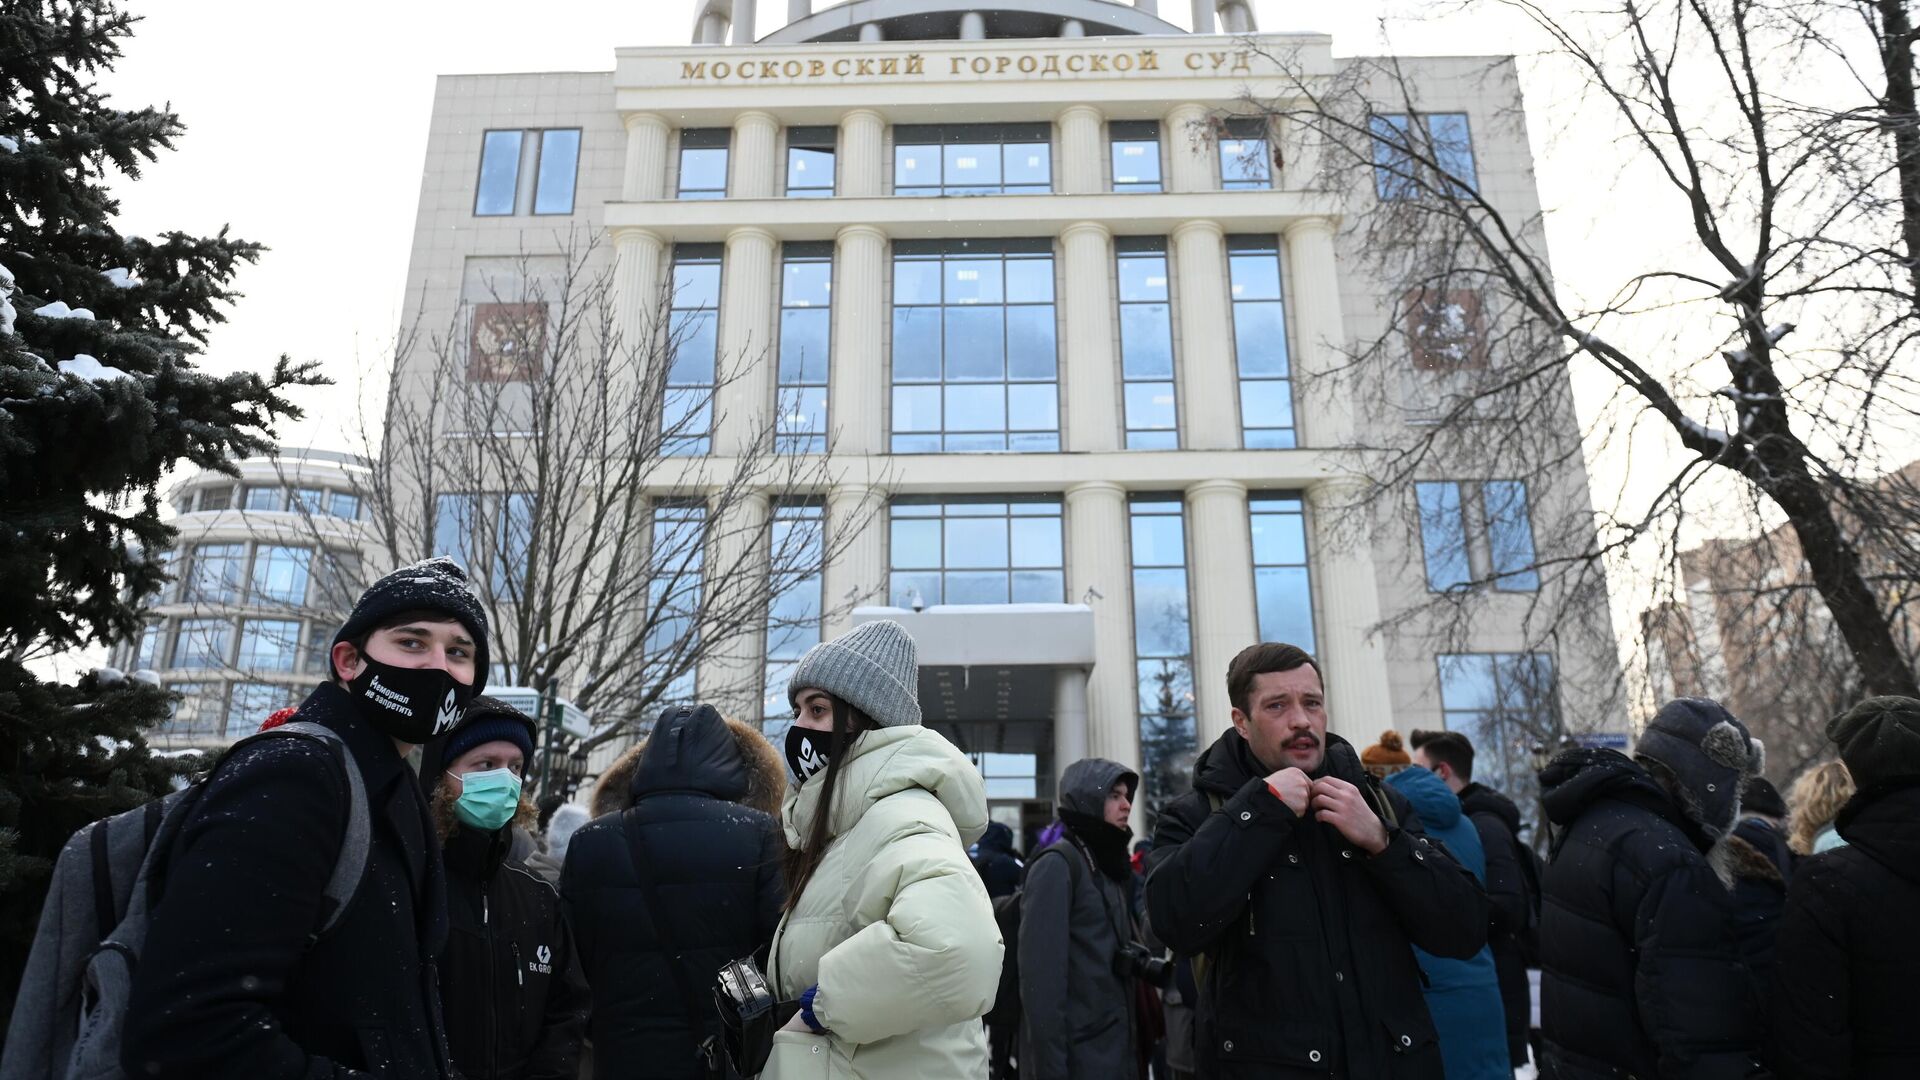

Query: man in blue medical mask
left=421, top=696, right=589, bottom=1080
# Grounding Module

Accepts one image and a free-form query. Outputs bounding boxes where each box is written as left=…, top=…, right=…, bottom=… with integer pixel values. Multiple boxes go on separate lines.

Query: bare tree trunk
left=1875, top=0, right=1920, bottom=307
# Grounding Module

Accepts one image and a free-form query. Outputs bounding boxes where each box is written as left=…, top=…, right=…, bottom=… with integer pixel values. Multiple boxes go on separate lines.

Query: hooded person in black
left=1536, top=697, right=1767, bottom=1080
left=972, top=821, right=1023, bottom=899
left=561, top=703, right=787, bottom=1077
left=1019, top=758, right=1145, bottom=1080
left=420, top=697, right=589, bottom=1080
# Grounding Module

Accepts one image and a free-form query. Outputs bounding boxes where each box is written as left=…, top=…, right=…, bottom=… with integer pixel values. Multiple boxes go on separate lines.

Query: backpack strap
left=266, top=722, right=371, bottom=938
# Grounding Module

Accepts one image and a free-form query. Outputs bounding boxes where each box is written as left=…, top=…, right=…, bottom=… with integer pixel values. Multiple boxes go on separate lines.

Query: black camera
left=1114, top=941, right=1173, bottom=988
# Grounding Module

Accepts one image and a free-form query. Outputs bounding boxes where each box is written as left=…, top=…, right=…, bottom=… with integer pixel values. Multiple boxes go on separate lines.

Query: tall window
left=533, top=129, right=582, bottom=214
left=1130, top=498, right=1195, bottom=823
left=133, top=621, right=164, bottom=670
left=432, top=494, right=534, bottom=596
left=666, top=245, right=722, bottom=455
left=329, top=491, right=362, bottom=520
left=172, top=618, right=231, bottom=670
left=891, top=239, right=1058, bottom=453
left=237, top=619, right=302, bottom=672
left=494, top=493, right=536, bottom=595
left=433, top=493, right=481, bottom=571
left=649, top=503, right=706, bottom=703
left=474, top=130, right=523, bottom=215
left=677, top=129, right=730, bottom=199
left=894, top=124, right=1051, bottom=196
left=1117, top=238, right=1177, bottom=448
left=1485, top=481, right=1540, bottom=591
left=186, top=543, right=245, bottom=604
left=763, top=504, right=825, bottom=733
left=290, top=488, right=326, bottom=516
left=1416, top=481, right=1539, bottom=593
left=161, top=683, right=218, bottom=738
left=1227, top=237, right=1294, bottom=448
left=888, top=498, right=1064, bottom=607
left=1250, top=495, right=1315, bottom=648
left=777, top=244, right=832, bottom=453
left=1110, top=121, right=1162, bottom=193
left=1371, top=113, right=1477, bottom=200
left=243, top=486, right=283, bottom=511
left=1219, top=117, right=1273, bottom=190
left=1416, top=482, right=1472, bottom=592
left=1437, top=652, right=1556, bottom=814
left=786, top=127, right=836, bottom=197
left=250, top=545, right=311, bottom=605
left=227, top=683, right=291, bottom=738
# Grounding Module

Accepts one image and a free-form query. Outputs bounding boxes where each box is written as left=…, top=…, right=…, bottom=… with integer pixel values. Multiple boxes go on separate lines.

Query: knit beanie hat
left=786, top=619, right=921, bottom=728
left=1361, top=729, right=1412, bottom=778
left=332, top=557, right=491, bottom=694
left=420, top=695, right=537, bottom=794
left=1826, top=695, right=1920, bottom=793
left=1634, top=697, right=1763, bottom=840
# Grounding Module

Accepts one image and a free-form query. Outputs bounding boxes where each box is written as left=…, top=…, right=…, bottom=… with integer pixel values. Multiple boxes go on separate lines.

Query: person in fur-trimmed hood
left=561, top=704, right=787, bottom=1078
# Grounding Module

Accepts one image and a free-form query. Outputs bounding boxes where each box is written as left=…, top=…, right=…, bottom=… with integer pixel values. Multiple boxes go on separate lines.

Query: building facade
left=396, top=0, right=1625, bottom=830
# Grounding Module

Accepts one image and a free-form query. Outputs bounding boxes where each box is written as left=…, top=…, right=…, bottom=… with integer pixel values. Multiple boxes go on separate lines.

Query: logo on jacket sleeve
left=529, top=943, right=552, bottom=975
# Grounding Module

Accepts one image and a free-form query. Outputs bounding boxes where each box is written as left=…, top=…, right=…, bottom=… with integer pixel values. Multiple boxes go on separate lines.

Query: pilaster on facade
left=729, top=110, right=781, bottom=199
left=1185, top=478, right=1258, bottom=741
left=1060, top=221, right=1121, bottom=453
left=824, top=482, right=886, bottom=637
left=621, top=113, right=671, bottom=202
left=1281, top=215, right=1347, bottom=448
left=1057, top=104, right=1106, bottom=195
left=698, top=489, right=772, bottom=719
left=839, top=109, right=886, bottom=198
left=1065, top=480, right=1139, bottom=769
left=1171, top=219, right=1237, bottom=451
left=1052, top=665, right=1093, bottom=777
left=611, top=227, right=668, bottom=377
left=1164, top=102, right=1213, bottom=194
left=716, top=226, right=779, bottom=456
left=830, top=224, right=888, bottom=456
left=1307, top=477, right=1394, bottom=741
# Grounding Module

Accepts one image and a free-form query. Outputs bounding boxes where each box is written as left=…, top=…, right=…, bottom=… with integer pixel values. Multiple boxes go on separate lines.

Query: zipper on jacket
left=512, top=942, right=524, bottom=986
left=483, top=890, right=498, bottom=1079
left=1247, top=894, right=1256, bottom=936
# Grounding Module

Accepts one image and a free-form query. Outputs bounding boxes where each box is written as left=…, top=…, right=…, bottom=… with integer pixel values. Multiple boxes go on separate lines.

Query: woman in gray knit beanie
left=762, top=619, right=1002, bottom=1080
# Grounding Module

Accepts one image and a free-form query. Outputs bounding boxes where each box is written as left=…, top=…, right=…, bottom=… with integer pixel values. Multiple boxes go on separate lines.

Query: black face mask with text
left=347, top=656, right=473, bottom=745
left=785, top=726, right=833, bottom=783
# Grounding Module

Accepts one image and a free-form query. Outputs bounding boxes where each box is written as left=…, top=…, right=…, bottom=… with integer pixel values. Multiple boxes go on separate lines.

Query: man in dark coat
left=421, top=697, right=589, bottom=1080
left=1537, top=697, right=1767, bottom=1079
left=972, top=821, right=1023, bottom=899
left=1410, top=729, right=1538, bottom=1071
left=1146, top=643, right=1488, bottom=1080
left=123, top=558, right=489, bottom=1078
left=1769, top=695, right=1920, bottom=1079
left=1724, top=777, right=1791, bottom=999
left=561, top=703, right=786, bottom=1077
left=1020, top=758, right=1145, bottom=1080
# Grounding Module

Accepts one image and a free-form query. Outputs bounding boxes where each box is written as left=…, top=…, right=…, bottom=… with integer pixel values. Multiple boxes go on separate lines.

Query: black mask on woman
left=786, top=726, right=833, bottom=783
left=346, top=656, right=472, bottom=746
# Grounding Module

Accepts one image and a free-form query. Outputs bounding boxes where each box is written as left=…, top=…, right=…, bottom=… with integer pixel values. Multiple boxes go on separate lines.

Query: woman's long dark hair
left=782, top=696, right=876, bottom=912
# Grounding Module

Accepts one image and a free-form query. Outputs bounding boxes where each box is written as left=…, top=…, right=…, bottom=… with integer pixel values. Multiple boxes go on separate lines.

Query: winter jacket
left=1768, top=781, right=1920, bottom=1079
left=1536, top=748, right=1764, bottom=1079
left=764, top=725, right=1002, bottom=1080
left=439, top=823, right=590, bottom=1080
left=1384, top=768, right=1510, bottom=1080
left=561, top=705, right=786, bottom=1079
left=122, top=681, right=454, bottom=1079
left=1726, top=816, right=1790, bottom=999
left=972, top=821, right=1023, bottom=899
left=1456, top=781, right=1535, bottom=1067
left=1144, top=730, right=1488, bottom=1080
left=1019, top=759, right=1140, bottom=1080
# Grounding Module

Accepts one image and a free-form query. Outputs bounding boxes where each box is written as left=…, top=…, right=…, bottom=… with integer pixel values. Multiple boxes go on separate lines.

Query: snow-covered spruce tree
left=0, top=0, right=321, bottom=1018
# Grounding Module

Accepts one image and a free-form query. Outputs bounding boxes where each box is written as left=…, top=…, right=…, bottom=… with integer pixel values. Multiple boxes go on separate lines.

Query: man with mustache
left=1145, top=643, right=1488, bottom=1079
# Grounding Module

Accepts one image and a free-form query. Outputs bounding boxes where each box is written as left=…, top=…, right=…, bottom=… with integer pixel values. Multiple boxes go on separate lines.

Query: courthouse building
left=396, top=0, right=1625, bottom=828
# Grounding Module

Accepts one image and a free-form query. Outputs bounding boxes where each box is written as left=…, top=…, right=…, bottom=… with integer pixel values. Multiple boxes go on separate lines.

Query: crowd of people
left=4, top=556, right=1917, bottom=1080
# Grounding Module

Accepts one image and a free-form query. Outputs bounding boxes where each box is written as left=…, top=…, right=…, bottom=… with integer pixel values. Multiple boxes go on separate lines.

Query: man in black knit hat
left=124, top=557, right=489, bottom=1080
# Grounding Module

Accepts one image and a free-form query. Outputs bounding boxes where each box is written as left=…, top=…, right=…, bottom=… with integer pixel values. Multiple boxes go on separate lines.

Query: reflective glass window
left=893, top=124, right=1051, bottom=196
left=1130, top=498, right=1195, bottom=824
left=1373, top=112, right=1477, bottom=200
left=186, top=543, right=245, bottom=604
left=678, top=129, right=730, bottom=199
left=1117, top=238, right=1177, bottom=448
left=475, top=130, right=523, bottom=215
left=226, top=682, right=292, bottom=739
left=533, top=129, right=581, bottom=215
left=886, top=498, right=1063, bottom=608
left=1437, top=652, right=1557, bottom=822
left=1249, top=495, right=1315, bottom=649
left=1219, top=117, right=1273, bottom=190
left=172, top=618, right=232, bottom=670
left=1416, top=482, right=1472, bottom=591
left=786, top=126, right=837, bottom=198
left=1110, top=120, right=1162, bottom=193
left=1485, top=481, right=1540, bottom=592
left=650, top=503, right=706, bottom=705
left=237, top=619, right=302, bottom=673
left=1228, top=237, right=1294, bottom=448
left=250, top=545, right=311, bottom=605
left=665, top=245, right=723, bottom=455
left=778, top=244, right=832, bottom=453
left=243, top=486, right=282, bottom=512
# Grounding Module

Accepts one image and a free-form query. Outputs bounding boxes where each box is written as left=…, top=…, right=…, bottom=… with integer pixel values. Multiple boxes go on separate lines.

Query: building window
left=133, top=621, right=164, bottom=670
left=888, top=498, right=1064, bottom=607
left=777, top=244, right=832, bottom=453
left=433, top=493, right=481, bottom=570
left=474, top=130, right=523, bottom=215
left=894, top=123, right=1051, bottom=197
left=1250, top=494, right=1315, bottom=649
left=172, top=618, right=231, bottom=669
left=329, top=491, right=361, bottom=520
left=197, top=485, right=234, bottom=512
left=1437, top=652, right=1557, bottom=791
left=469, top=302, right=546, bottom=383
left=1484, top=481, right=1541, bottom=591
left=1417, top=482, right=1472, bottom=592
left=891, top=239, right=1058, bottom=453
left=493, top=493, right=535, bottom=596
left=1130, top=498, right=1195, bottom=823
left=186, top=543, right=246, bottom=604
left=243, top=486, right=282, bottom=512
left=970, top=752, right=1039, bottom=800
left=649, top=503, right=706, bottom=704
left=251, top=545, right=311, bottom=606
left=1404, top=289, right=1487, bottom=370
left=786, top=126, right=836, bottom=197
left=290, top=488, right=325, bottom=516
left=432, top=494, right=533, bottom=596
left=162, top=682, right=218, bottom=738
left=1110, top=120, right=1162, bottom=193
left=237, top=619, right=303, bottom=673
left=1116, top=238, right=1177, bottom=449
left=533, top=129, right=581, bottom=215
left=763, top=504, right=825, bottom=733
left=227, top=682, right=291, bottom=738
left=307, top=622, right=335, bottom=678
left=1372, top=113, right=1477, bottom=200
left=1227, top=236, right=1294, bottom=448
left=678, top=129, right=730, bottom=199
left=1416, top=481, right=1540, bottom=593
left=665, top=245, right=723, bottom=455
left=1219, top=117, right=1274, bottom=190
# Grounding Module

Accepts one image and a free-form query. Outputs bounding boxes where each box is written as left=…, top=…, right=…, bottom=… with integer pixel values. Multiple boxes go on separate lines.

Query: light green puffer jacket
left=763, top=725, right=1003, bottom=1080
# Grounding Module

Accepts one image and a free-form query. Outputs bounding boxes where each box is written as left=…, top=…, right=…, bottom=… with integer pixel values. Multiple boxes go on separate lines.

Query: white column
left=789, top=0, right=810, bottom=22
left=698, top=490, right=771, bottom=719
left=1165, top=103, right=1213, bottom=194
left=859, top=21, right=885, bottom=41
left=1053, top=666, right=1092, bottom=777
left=1309, top=478, right=1394, bottom=743
left=1061, top=222, right=1121, bottom=452
left=1282, top=217, right=1348, bottom=447
left=730, top=110, right=779, bottom=199
left=1189, top=0, right=1214, bottom=35
left=716, top=227, right=778, bottom=455
left=621, top=113, right=671, bottom=201
left=1058, top=105, right=1105, bottom=195
left=1136, top=0, right=1158, bottom=14
left=960, top=11, right=986, bottom=38
left=824, top=483, right=886, bottom=637
left=611, top=228, right=667, bottom=369
left=840, top=109, right=885, bottom=198
left=1185, top=480, right=1258, bottom=743
left=1066, top=481, right=1138, bottom=768
left=1172, top=220, right=1238, bottom=450
left=830, top=224, right=887, bottom=455
left=732, top=0, right=758, bottom=42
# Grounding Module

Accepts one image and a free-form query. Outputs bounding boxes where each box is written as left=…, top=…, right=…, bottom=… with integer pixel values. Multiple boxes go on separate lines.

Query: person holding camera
left=1020, top=757, right=1161, bottom=1080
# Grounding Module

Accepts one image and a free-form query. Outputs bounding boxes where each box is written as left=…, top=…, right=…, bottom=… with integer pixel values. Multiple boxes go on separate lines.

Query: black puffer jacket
left=1536, top=748, right=1763, bottom=1079
left=1768, top=782, right=1920, bottom=1079
left=1725, top=816, right=1790, bottom=1000
left=560, top=705, right=786, bottom=1078
left=440, top=824, right=590, bottom=1079
left=1146, top=730, right=1487, bottom=1079
left=1456, top=782, right=1534, bottom=1067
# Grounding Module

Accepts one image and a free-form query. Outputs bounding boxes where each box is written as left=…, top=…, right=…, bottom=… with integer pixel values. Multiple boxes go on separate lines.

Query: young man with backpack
left=116, top=558, right=489, bottom=1079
